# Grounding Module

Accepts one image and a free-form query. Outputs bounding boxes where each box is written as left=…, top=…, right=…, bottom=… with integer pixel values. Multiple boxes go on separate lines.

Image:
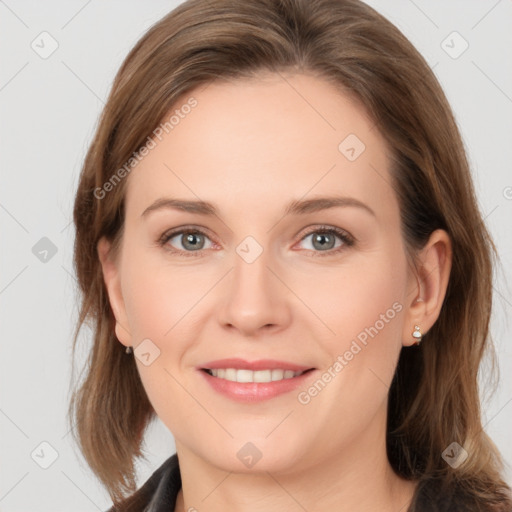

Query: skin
left=99, top=72, right=452, bottom=512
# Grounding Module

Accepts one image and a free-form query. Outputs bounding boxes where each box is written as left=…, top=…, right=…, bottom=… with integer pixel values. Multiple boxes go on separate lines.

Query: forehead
left=125, top=72, right=397, bottom=224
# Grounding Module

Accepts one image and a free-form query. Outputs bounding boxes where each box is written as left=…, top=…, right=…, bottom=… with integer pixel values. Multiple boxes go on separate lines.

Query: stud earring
left=125, top=346, right=133, bottom=354
left=412, top=325, right=422, bottom=345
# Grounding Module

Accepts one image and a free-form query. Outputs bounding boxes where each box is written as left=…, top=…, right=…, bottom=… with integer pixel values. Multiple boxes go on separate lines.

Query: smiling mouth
left=202, top=368, right=314, bottom=383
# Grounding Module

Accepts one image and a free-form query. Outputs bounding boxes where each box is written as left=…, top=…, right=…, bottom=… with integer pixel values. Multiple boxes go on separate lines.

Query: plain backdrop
left=0, top=1, right=511, bottom=510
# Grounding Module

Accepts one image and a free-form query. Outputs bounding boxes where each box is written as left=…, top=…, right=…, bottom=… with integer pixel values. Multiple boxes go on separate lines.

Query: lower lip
left=199, top=369, right=316, bottom=403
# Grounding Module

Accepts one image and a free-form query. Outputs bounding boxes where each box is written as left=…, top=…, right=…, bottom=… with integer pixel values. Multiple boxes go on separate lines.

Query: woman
left=70, top=0, right=512, bottom=510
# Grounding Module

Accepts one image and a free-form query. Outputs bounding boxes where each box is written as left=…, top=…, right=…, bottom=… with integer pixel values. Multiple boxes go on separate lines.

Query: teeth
left=208, top=368, right=304, bottom=383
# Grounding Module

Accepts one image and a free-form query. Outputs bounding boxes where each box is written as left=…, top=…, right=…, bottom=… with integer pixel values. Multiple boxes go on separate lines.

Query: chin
left=200, top=439, right=307, bottom=475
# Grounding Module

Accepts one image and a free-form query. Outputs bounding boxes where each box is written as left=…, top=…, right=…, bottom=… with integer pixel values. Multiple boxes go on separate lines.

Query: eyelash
left=158, top=225, right=355, bottom=259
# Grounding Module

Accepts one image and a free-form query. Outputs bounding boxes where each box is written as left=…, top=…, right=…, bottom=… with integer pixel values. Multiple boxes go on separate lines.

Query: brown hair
left=70, top=0, right=512, bottom=509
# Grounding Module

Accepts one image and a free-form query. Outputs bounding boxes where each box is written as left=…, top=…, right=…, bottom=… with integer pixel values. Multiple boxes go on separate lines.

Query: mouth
left=197, top=358, right=317, bottom=402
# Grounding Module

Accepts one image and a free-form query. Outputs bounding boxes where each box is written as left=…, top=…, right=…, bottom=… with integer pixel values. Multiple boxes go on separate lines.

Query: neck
left=173, top=412, right=417, bottom=512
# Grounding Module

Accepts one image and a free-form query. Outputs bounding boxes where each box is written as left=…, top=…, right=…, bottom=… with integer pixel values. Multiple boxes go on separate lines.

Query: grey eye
left=300, top=231, right=344, bottom=252
left=168, top=231, right=213, bottom=251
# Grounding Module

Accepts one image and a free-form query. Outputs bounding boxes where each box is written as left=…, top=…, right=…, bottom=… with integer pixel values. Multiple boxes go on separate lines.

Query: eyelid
left=158, top=224, right=218, bottom=241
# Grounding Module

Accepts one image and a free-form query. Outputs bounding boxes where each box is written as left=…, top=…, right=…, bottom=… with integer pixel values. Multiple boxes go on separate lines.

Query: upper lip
left=199, top=358, right=314, bottom=372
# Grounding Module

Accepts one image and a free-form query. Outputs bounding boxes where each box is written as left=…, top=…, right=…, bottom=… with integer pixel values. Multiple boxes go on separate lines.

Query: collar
left=106, top=453, right=181, bottom=512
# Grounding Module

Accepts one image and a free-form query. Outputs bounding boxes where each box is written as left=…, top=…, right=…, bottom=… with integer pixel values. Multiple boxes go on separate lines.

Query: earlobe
left=97, top=237, right=132, bottom=347
left=402, top=229, right=452, bottom=346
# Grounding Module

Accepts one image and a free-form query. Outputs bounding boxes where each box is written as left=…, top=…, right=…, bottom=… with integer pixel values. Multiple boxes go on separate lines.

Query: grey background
left=0, top=1, right=511, bottom=510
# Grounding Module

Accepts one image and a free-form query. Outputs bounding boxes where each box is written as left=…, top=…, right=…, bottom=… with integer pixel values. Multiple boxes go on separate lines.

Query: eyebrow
left=140, top=195, right=376, bottom=218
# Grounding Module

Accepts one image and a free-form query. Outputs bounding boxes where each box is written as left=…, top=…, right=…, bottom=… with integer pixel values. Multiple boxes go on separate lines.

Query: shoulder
left=105, top=453, right=181, bottom=512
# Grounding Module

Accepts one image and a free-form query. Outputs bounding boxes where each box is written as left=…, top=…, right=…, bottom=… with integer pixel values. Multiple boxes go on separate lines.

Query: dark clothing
left=107, top=454, right=181, bottom=512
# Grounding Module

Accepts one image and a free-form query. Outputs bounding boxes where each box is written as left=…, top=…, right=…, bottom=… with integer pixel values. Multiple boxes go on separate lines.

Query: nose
left=217, top=245, right=292, bottom=337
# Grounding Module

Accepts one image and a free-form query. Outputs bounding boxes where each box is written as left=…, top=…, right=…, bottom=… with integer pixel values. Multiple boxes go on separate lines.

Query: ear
left=97, top=236, right=132, bottom=348
left=402, top=229, right=452, bottom=346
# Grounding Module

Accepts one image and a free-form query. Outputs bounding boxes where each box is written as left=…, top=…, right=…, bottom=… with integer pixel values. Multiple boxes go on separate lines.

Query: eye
left=296, top=226, right=354, bottom=256
left=158, top=225, right=354, bottom=258
left=159, top=228, right=214, bottom=256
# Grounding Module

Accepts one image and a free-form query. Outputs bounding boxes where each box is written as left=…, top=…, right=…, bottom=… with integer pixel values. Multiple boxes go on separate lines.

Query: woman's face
left=101, top=72, right=422, bottom=473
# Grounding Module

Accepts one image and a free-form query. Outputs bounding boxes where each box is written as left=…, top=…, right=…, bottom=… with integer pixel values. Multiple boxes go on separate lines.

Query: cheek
left=315, top=255, right=405, bottom=334
left=119, top=248, right=216, bottom=405
left=298, top=258, right=406, bottom=436
left=121, top=252, right=211, bottom=340
left=315, top=251, right=407, bottom=380
left=119, top=253, right=198, bottom=422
